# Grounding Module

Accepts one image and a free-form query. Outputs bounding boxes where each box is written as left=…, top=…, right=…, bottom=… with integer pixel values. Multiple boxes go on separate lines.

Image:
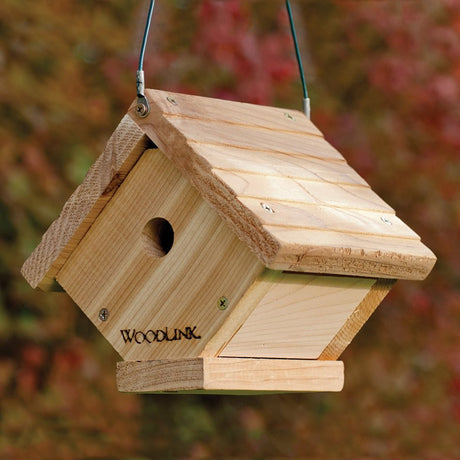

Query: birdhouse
left=21, top=90, right=436, bottom=394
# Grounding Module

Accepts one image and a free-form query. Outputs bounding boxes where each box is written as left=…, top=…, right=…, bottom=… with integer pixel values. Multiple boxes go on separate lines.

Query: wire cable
left=136, top=0, right=156, bottom=118
left=139, top=0, right=155, bottom=72
left=286, top=0, right=311, bottom=118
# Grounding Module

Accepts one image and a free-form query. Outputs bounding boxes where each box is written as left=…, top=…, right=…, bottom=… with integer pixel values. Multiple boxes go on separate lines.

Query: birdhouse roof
left=22, top=89, right=436, bottom=290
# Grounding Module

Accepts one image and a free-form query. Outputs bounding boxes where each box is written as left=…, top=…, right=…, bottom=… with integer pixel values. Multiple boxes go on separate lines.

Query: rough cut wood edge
left=116, top=358, right=344, bottom=393
left=319, top=279, right=396, bottom=360
left=128, top=90, right=436, bottom=281
left=21, top=116, right=151, bottom=290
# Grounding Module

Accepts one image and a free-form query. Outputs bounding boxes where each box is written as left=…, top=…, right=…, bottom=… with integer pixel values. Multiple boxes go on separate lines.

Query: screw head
left=284, top=112, right=295, bottom=121
left=136, top=103, right=149, bottom=118
left=381, top=216, right=393, bottom=226
left=167, top=96, right=177, bottom=105
left=261, top=202, right=274, bottom=213
left=218, top=296, right=229, bottom=311
left=98, top=308, right=109, bottom=322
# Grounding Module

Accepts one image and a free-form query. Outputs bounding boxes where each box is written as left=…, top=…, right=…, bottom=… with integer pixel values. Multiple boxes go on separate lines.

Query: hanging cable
left=136, top=0, right=156, bottom=118
left=286, top=0, right=310, bottom=119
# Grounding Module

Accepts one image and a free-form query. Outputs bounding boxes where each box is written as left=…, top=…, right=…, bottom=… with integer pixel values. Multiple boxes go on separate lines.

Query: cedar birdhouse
left=22, top=90, right=436, bottom=394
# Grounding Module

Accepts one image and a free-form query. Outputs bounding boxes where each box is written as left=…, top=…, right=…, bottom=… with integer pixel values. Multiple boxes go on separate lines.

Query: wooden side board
left=220, top=273, right=376, bottom=359
left=129, top=89, right=436, bottom=281
left=21, top=115, right=151, bottom=290
left=116, top=358, right=344, bottom=393
left=319, top=278, right=395, bottom=360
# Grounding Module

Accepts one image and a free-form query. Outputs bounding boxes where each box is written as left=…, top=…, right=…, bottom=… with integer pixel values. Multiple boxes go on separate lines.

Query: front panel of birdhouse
left=56, top=148, right=264, bottom=361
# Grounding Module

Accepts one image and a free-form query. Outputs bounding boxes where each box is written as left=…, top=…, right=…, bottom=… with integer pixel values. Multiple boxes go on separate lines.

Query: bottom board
left=116, top=358, right=344, bottom=394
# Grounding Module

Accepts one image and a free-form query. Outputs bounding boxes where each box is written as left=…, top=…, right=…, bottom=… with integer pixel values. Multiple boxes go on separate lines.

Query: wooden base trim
left=116, top=358, right=344, bottom=394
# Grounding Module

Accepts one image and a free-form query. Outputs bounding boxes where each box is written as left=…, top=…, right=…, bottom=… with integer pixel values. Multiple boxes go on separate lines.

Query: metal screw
left=381, top=217, right=393, bottom=226
left=261, top=202, right=275, bottom=213
left=136, top=102, right=149, bottom=118
left=167, top=96, right=177, bottom=105
left=218, top=296, right=229, bottom=311
left=284, top=112, right=295, bottom=121
left=99, top=308, right=109, bottom=322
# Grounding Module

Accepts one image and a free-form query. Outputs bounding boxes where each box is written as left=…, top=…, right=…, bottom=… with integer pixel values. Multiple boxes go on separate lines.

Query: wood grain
left=200, top=269, right=283, bottom=357
left=56, top=149, right=264, bottom=361
left=116, top=358, right=345, bottom=393
left=139, top=88, right=324, bottom=137
left=214, top=169, right=394, bottom=213
left=237, top=197, right=417, bottom=239
left=221, top=274, right=375, bottom=359
left=268, top=226, right=436, bottom=280
left=319, top=278, right=395, bottom=360
left=191, top=143, right=369, bottom=186
left=129, top=89, right=436, bottom=280
left=21, top=115, right=150, bottom=290
left=166, top=116, right=344, bottom=161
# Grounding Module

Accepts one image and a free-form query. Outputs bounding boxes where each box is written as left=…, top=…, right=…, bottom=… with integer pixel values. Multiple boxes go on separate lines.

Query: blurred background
left=1, top=0, right=459, bottom=458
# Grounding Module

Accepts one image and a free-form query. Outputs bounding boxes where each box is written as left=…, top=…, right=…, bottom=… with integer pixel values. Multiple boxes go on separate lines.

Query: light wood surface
left=116, top=358, right=344, bottom=393
left=319, top=278, right=395, bottom=360
left=221, top=274, right=375, bottom=359
left=56, top=149, right=263, bottom=361
left=167, top=116, right=344, bottom=161
left=21, top=115, right=150, bottom=290
left=200, top=269, right=283, bottom=357
left=192, top=143, right=369, bottom=186
left=237, top=197, right=415, bottom=239
left=129, top=89, right=436, bottom=280
left=141, top=89, right=324, bottom=137
left=268, top=227, right=434, bottom=279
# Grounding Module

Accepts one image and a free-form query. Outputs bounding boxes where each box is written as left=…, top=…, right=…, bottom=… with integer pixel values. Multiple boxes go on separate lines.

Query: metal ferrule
left=136, top=70, right=150, bottom=118
left=303, top=97, right=311, bottom=120
left=136, top=70, right=145, bottom=97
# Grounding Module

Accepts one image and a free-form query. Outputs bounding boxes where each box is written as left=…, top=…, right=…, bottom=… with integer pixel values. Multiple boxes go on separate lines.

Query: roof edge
left=21, top=115, right=151, bottom=290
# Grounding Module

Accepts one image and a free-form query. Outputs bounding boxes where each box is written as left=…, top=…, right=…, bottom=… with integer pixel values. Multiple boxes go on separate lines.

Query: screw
left=218, top=296, right=229, bottom=311
left=167, top=96, right=177, bottom=105
left=136, top=103, right=149, bottom=118
left=284, top=112, right=295, bottom=121
left=99, top=308, right=109, bottom=322
left=261, top=202, right=275, bottom=213
left=381, top=217, right=393, bottom=226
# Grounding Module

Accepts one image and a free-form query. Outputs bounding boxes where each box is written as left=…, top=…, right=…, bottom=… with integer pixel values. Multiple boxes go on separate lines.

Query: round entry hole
left=141, top=218, right=174, bottom=258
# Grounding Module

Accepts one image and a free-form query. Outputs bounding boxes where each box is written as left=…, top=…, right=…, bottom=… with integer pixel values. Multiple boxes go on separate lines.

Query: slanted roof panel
left=21, top=115, right=151, bottom=290
left=131, top=89, right=435, bottom=280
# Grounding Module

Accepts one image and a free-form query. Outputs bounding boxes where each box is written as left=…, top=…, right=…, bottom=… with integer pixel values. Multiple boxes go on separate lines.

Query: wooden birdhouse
left=22, top=90, right=436, bottom=394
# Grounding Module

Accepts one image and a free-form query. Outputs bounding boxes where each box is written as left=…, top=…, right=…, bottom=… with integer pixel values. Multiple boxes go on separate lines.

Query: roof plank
left=191, top=143, right=368, bottom=186
left=237, top=197, right=419, bottom=240
left=146, top=88, right=323, bottom=137
left=266, top=226, right=436, bottom=280
left=165, top=116, right=344, bottom=161
left=214, top=169, right=394, bottom=213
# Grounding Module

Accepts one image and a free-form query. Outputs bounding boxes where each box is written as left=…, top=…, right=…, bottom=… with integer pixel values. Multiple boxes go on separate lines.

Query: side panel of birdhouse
left=219, top=273, right=393, bottom=360
left=56, top=149, right=264, bottom=361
